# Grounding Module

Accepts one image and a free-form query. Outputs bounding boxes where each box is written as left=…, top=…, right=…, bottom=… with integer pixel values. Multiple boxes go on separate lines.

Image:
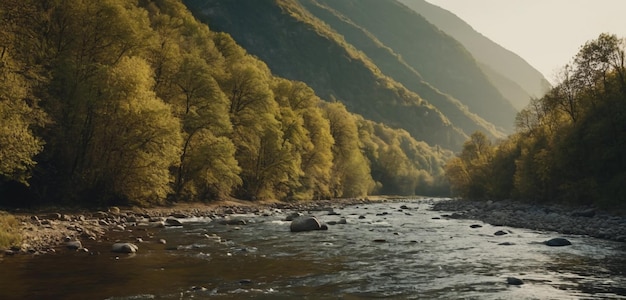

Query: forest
left=0, top=0, right=452, bottom=207
left=446, top=33, right=626, bottom=208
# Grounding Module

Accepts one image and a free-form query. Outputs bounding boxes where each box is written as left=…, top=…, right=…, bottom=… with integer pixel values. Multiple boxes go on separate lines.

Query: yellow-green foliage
left=0, top=0, right=455, bottom=206
left=447, top=33, right=626, bottom=207
left=0, top=212, right=21, bottom=250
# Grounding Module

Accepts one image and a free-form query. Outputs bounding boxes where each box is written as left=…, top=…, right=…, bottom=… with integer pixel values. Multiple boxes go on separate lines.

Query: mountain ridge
left=399, top=0, right=551, bottom=109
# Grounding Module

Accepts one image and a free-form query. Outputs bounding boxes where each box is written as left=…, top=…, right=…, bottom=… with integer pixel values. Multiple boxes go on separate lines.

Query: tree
left=73, top=56, right=182, bottom=205
left=445, top=131, right=494, bottom=199
left=0, top=54, right=45, bottom=183
left=272, top=78, right=334, bottom=199
left=170, top=54, right=240, bottom=200
left=322, top=102, right=374, bottom=197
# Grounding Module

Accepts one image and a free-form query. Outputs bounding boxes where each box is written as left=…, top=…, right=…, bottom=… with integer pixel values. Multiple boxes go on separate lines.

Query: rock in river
left=544, top=237, right=572, bottom=247
left=290, top=216, right=322, bottom=232
left=165, top=217, right=183, bottom=227
left=112, top=243, right=139, bottom=253
left=507, top=277, right=524, bottom=285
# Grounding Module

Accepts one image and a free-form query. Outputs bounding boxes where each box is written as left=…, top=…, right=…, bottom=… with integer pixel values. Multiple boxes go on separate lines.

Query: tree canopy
left=446, top=33, right=626, bottom=208
left=0, top=0, right=453, bottom=207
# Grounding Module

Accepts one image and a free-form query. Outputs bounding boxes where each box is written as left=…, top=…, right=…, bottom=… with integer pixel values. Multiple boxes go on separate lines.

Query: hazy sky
left=424, top=0, right=626, bottom=83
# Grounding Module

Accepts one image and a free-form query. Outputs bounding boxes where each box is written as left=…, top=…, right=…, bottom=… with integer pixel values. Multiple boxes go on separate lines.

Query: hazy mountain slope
left=184, top=0, right=469, bottom=149
left=298, top=0, right=502, bottom=140
left=312, top=0, right=517, bottom=132
left=398, top=0, right=551, bottom=109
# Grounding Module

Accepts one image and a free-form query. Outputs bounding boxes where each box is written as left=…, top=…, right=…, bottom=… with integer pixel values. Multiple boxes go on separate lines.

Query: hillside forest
left=0, top=0, right=452, bottom=207
left=446, top=33, right=626, bottom=208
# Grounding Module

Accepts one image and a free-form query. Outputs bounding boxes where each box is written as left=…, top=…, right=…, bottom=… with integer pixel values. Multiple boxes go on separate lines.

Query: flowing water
left=1, top=199, right=626, bottom=299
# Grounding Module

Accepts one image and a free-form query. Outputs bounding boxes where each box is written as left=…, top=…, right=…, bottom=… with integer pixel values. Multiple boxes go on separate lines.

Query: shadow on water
left=1, top=199, right=626, bottom=299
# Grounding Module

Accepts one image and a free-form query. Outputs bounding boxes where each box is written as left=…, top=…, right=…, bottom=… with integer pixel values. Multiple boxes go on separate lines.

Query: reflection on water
left=1, top=199, right=625, bottom=299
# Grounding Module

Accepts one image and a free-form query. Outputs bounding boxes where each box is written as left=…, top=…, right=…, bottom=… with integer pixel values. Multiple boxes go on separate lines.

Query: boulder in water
left=111, top=242, right=139, bottom=253
left=507, top=277, right=524, bottom=285
left=290, top=216, right=322, bottom=232
left=165, top=218, right=183, bottom=226
left=544, top=237, right=571, bottom=247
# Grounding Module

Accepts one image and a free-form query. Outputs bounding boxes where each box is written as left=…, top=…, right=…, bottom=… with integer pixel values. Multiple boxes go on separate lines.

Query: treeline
left=446, top=34, right=626, bottom=207
left=0, top=0, right=451, bottom=207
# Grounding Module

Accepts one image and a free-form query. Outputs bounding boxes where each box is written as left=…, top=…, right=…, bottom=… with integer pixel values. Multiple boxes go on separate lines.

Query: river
left=1, top=198, right=625, bottom=299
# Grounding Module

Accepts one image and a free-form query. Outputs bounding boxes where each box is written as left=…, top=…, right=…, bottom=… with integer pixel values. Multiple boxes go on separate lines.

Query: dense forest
left=446, top=34, right=626, bottom=208
left=0, top=0, right=453, bottom=207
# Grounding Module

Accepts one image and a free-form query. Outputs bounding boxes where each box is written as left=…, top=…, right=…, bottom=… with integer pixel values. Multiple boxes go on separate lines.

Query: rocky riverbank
left=431, top=199, right=626, bottom=242
left=1, top=197, right=381, bottom=257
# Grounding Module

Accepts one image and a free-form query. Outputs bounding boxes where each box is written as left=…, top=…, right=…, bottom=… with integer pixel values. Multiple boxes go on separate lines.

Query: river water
left=1, top=199, right=626, bottom=299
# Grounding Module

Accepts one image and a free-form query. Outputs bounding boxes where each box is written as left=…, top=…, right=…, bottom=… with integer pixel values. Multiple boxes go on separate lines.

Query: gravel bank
left=1, top=198, right=381, bottom=257
left=431, top=199, right=626, bottom=242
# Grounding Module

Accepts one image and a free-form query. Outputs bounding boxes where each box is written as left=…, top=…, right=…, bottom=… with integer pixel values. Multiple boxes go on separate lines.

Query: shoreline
left=431, top=199, right=626, bottom=243
left=1, top=197, right=387, bottom=257
left=4, top=196, right=625, bottom=258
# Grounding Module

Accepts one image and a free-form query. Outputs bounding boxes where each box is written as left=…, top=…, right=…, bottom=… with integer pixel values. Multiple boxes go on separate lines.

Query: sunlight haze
left=424, top=0, right=626, bottom=83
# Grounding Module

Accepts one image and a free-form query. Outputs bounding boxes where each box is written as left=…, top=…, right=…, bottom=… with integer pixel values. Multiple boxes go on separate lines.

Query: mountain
left=184, top=0, right=523, bottom=149
left=398, top=0, right=552, bottom=109
left=184, top=0, right=481, bottom=150
left=304, top=0, right=518, bottom=132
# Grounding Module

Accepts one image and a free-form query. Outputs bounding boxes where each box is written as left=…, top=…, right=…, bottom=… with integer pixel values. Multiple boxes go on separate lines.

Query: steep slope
left=311, top=0, right=517, bottom=132
left=399, top=0, right=551, bottom=109
left=184, top=0, right=473, bottom=149
left=297, top=0, right=501, bottom=141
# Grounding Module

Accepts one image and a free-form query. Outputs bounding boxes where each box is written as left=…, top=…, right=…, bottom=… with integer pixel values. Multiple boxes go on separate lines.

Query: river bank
left=431, top=198, right=626, bottom=242
left=5, top=196, right=626, bottom=258
left=1, top=197, right=381, bottom=257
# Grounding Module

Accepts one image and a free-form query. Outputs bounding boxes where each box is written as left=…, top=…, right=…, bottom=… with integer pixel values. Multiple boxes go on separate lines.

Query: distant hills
left=398, top=0, right=552, bottom=109
left=184, top=0, right=549, bottom=149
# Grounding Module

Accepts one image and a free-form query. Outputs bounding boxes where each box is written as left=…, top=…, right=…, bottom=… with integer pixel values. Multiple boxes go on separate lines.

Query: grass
left=0, top=211, right=22, bottom=250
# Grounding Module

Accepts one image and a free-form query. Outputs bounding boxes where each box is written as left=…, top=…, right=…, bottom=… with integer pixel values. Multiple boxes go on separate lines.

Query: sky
left=424, top=0, right=626, bottom=83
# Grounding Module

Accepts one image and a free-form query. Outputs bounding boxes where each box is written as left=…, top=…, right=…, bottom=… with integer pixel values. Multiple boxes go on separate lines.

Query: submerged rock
left=544, top=237, right=572, bottom=247
left=290, top=216, right=322, bottom=232
left=111, top=242, right=139, bottom=253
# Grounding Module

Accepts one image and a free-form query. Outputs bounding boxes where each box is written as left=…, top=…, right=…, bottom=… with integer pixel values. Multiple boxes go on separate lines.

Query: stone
left=108, top=206, right=121, bottom=214
left=470, top=224, right=482, bottom=228
left=400, top=205, right=410, bottom=210
left=544, top=237, right=572, bottom=247
left=284, top=212, right=302, bottom=221
left=111, top=242, right=139, bottom=253
left=47, top=213, right=62, bottom=220
left=217, top=218, right=246, bottom=226
left=170, top=213, right=189, bottom=219
left=158, top=239, right=167, bottom=245
left=290, top=216, right=322, bottom=232
left=165, top=218, right=183, bottom=226
left=66, top=240, right=83, bottom=250
left=498, top=242, right=516, bottom=246
left=572, top=208, right=596, bottom=218
left=338, top=218, right=347, bottom=225
left=507, top=277, right=524, bottom=285
left=494, top=230, right=508, bottom=236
